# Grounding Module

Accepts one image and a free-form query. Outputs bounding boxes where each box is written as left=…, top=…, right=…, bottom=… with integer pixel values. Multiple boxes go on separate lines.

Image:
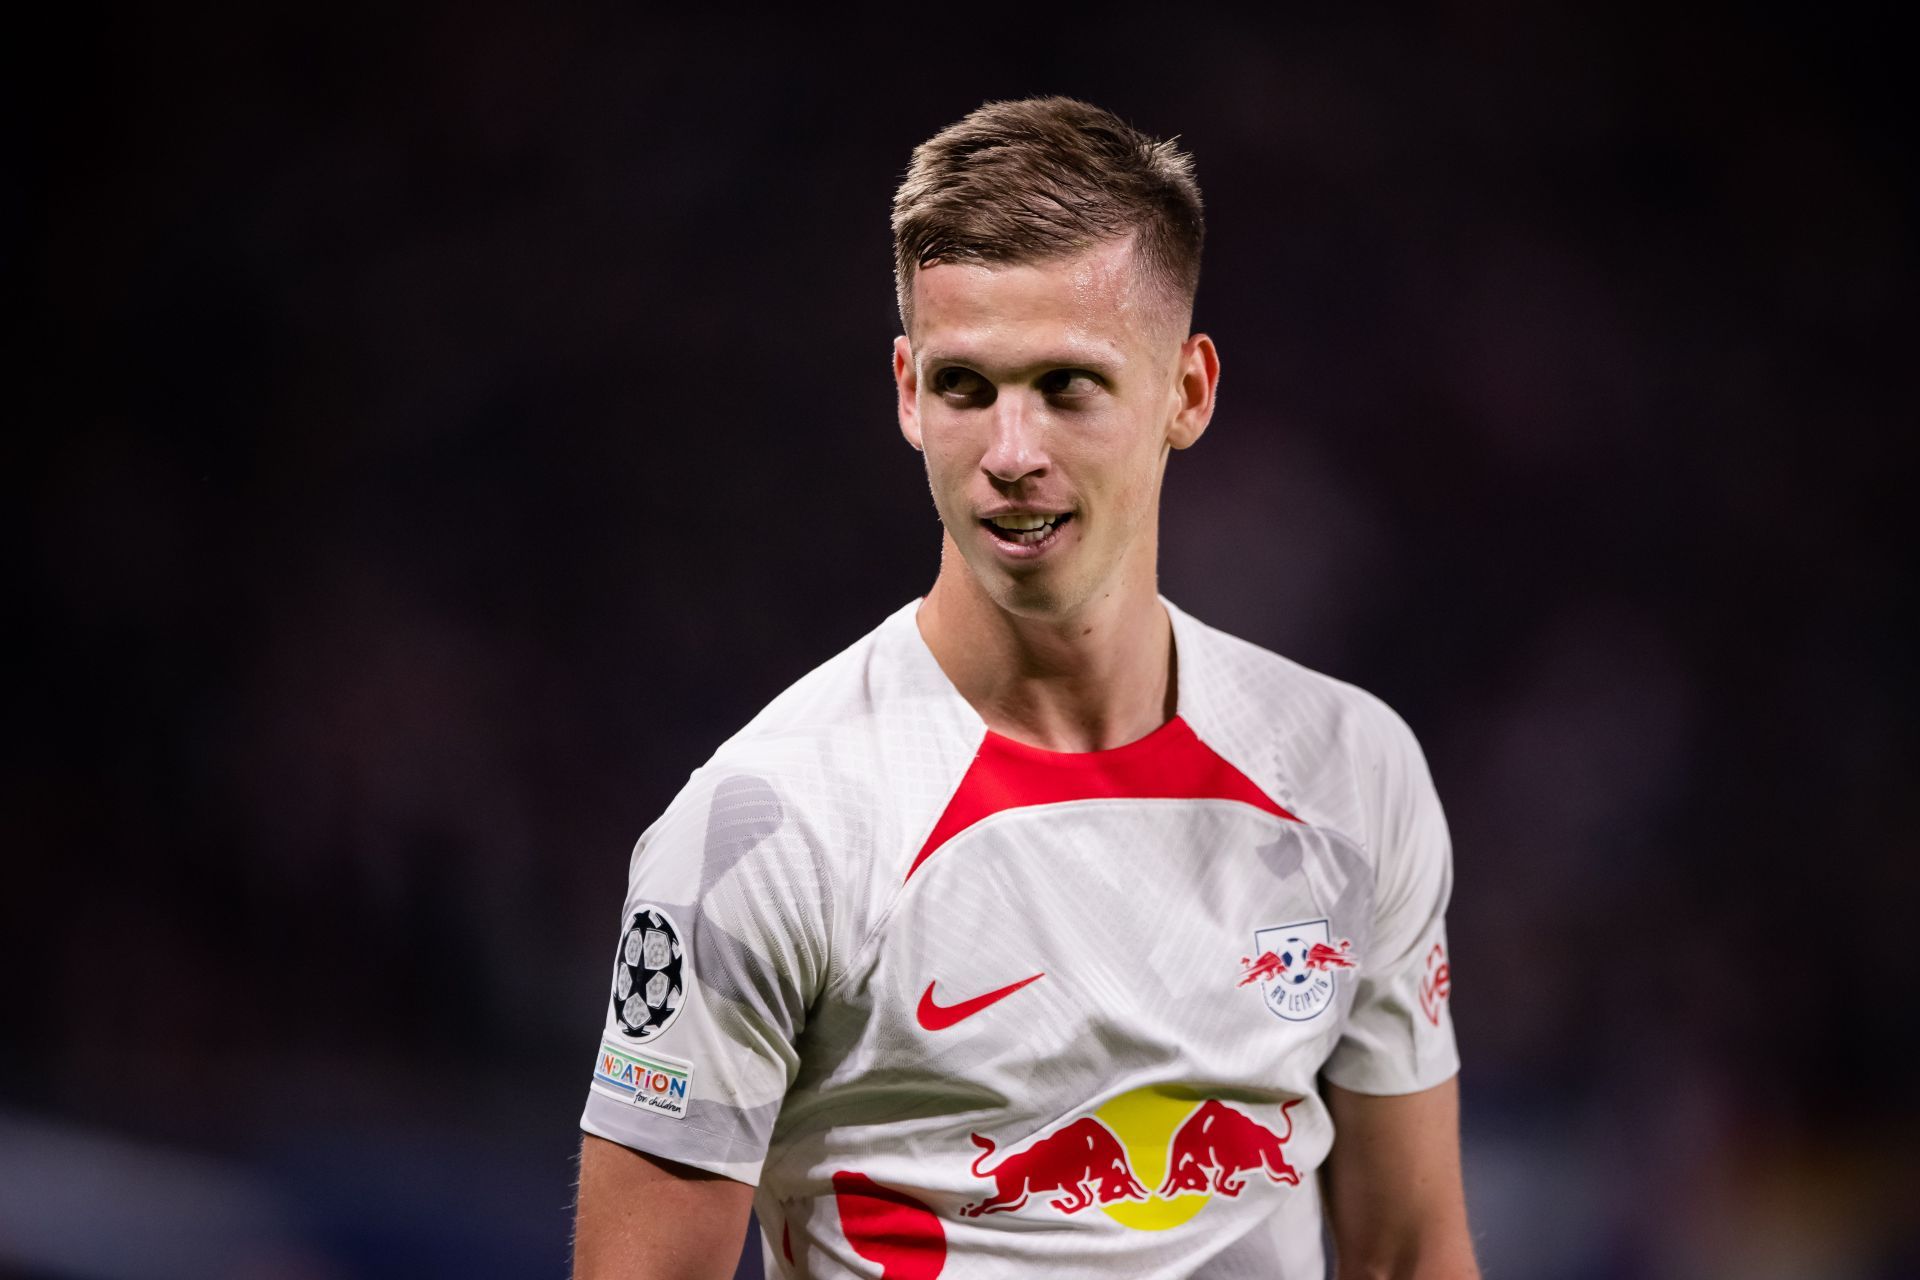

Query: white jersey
left=581, top=599, right=1458, bottom=1279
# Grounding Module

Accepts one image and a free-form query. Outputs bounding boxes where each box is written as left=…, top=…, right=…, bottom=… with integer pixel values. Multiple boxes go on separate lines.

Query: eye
left=932, top=367, right=989, bottom=400
left=1040, top=369, right=1102, bottom=398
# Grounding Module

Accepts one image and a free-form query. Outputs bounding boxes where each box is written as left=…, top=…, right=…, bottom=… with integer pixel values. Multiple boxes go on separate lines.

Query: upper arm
left=573, top=1133, right=756, bottom=1280
left=580, top=770, right=834, bottom=1185
left=1318, top=695, right=1472, bottom=1276
left=1322, top=1077, right=1478, bottom=1280
left=1323, top=698, right=1459, bottom=1096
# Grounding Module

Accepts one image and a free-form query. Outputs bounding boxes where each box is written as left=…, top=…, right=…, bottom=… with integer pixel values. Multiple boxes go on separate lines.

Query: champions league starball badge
left=612, top=905, right=687, bottom=1041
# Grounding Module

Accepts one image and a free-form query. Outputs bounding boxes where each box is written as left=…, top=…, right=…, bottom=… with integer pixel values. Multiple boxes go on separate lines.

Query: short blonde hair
left=891, top=97, right=1204, bottom=332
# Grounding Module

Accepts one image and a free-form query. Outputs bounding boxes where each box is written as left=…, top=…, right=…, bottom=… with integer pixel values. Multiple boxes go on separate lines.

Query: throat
left=915, top=585, right=1178, bottom=753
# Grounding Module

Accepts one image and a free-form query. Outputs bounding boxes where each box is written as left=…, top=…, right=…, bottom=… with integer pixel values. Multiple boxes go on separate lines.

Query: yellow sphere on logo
left=1093, top=1085, right=1213, bottom=1230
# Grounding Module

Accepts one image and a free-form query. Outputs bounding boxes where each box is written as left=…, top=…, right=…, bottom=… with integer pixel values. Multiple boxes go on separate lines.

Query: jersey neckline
left=888, top=595, right=1205, bottom=758
left=887, top=603, right=1299, bottom=881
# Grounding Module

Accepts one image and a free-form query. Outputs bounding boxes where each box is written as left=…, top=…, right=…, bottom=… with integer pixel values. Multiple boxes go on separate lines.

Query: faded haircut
left=891, top=97, right=1204, bottom=334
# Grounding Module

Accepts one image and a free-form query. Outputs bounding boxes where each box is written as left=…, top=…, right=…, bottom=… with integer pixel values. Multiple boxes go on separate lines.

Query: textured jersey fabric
left=580, top=599, right=1458, bottom=1278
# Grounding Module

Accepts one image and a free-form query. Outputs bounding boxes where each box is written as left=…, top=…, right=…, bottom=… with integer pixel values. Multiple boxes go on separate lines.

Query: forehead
left=909, top=237, right=1168, bottom=364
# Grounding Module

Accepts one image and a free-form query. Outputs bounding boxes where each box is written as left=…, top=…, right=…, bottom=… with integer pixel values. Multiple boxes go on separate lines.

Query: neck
left=916, top=535, right=1176, bottom=753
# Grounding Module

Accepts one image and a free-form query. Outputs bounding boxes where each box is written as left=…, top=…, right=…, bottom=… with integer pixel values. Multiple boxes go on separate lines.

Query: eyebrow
left=920, top=346, right=1125, bottom=379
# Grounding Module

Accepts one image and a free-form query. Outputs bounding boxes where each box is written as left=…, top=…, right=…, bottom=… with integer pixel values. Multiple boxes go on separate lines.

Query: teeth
left=989, top=513, right=1053, bottom=531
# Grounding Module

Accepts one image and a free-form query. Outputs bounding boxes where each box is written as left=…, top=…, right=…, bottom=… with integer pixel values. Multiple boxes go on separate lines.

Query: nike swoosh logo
left=916, top=973, right=1045, bottom=1031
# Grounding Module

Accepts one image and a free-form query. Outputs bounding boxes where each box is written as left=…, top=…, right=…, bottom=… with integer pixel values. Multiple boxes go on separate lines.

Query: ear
left=894, top=335, right=924, bottom=452
left=1167, top=332, right=1219, bottom=451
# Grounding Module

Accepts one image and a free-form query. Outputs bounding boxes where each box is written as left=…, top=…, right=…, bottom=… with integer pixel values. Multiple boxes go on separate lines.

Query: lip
left=977, top=510, right=1075, bottom=560
left=977, top=505, right=1070, bottom=520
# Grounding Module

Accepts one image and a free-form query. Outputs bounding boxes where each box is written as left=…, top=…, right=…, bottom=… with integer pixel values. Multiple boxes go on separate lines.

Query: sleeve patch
left=590, top=1041, right=694, bottom=1121
left=612, top=905, right=689, bottom=1042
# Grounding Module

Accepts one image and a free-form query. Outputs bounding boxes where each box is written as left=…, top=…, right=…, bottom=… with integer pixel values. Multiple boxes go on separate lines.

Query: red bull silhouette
left=961, top=1117, right=1149, bottom=1217
left=1304, top=940, right=1355, bottom=971
left=1158, top=1099, right=1302, bottom=1199
left=1237, top=950, right=1289, bottom=986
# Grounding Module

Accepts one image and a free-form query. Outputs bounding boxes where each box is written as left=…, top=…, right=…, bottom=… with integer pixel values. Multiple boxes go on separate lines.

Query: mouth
left=980, top=510, right=1074, bottom=550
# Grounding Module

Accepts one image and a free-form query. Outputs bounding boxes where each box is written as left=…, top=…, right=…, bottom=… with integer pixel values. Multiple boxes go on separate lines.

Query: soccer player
left=573, top=97, right=1476, bottom=1279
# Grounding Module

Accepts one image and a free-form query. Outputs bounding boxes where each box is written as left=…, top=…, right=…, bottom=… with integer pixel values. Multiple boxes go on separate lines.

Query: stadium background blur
left=11, top=6, right=1914, bottom=1278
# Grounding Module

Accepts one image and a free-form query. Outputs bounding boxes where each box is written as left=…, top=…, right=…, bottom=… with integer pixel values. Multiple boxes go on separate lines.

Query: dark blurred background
left=11, top=5, right=1915, bottom=1277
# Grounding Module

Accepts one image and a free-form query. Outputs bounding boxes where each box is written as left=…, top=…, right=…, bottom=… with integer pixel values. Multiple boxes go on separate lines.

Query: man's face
left=893, top=237, right=1217, bottom=621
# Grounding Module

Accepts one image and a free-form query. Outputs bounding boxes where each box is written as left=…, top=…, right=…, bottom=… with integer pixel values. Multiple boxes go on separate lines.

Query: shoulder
left=647, top=601, right=982, bottom=884
left=706, top=599, right=969, bottom=782
left=1175, top=606, right=1417, bottom=747
left=1169, top=601, right=1435, bottom=855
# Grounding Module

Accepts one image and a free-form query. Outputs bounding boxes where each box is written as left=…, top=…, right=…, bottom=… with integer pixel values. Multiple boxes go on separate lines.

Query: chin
left=977, top=566, right=1085, bottom=620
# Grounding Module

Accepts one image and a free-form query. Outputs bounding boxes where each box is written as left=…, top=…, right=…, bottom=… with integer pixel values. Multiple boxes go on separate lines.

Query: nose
left=980, top=392, right=1049, bottom=484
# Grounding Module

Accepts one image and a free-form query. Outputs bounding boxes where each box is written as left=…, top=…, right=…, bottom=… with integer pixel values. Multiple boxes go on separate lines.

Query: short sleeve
left=1321, top=702, right=1460, bottom=1095
left=579, top=768, right=833, bottom=1185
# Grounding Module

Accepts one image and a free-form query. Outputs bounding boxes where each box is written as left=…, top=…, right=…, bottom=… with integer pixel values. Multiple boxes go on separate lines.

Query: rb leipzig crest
left=1239, top=918, right=1355, bottom=1022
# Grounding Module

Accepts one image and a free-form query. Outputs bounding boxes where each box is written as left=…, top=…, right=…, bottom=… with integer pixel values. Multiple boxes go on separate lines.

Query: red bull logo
left=1158, top=1098, right=1301, bottom=1198
left=960, top=1117, right=1149, bottom=1216
left=1244, top=919, right=1354, bottom=1022
left=1304, top=940, right=1355, bottom=971
left=962, top=1089, right=1304, bottom=1231
left=1236, top=950, right=1289, bottom=986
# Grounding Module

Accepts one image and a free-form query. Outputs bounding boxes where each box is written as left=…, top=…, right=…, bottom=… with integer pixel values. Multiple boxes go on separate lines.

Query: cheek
left=920, top=438, right=969, bottom=493
left=1077, top=423, right=1162, bottom=511
left=918, top=417, right=982, bottom=482
left=917, top=437, right=978, bottom=519
left=1104, top=471, right=1155, bottom=534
